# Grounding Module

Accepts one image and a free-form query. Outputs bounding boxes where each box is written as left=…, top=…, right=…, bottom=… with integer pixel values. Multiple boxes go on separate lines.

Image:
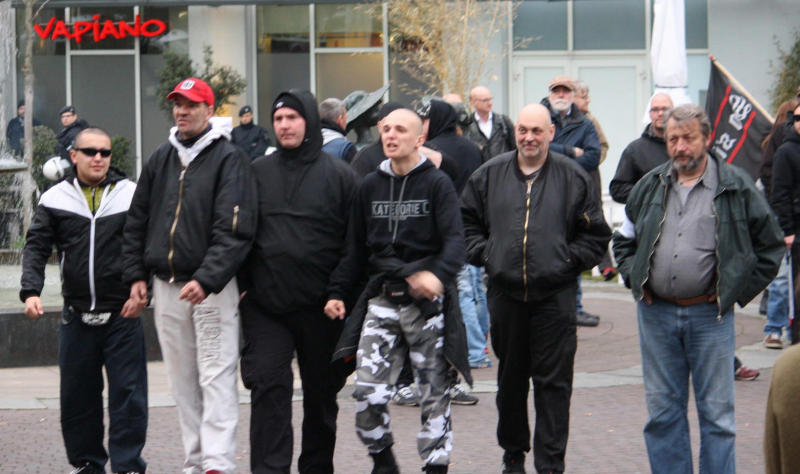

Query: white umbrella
left=644, top=0, right=693, bottom=124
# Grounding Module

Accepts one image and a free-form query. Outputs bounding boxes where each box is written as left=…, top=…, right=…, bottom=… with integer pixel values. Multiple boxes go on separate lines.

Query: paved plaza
left=0, top=280, right=784, bottom=473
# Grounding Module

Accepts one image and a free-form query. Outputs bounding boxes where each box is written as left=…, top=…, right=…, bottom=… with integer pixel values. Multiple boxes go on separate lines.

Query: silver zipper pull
left=717, top=314, right=722, bottom=323
left=179, top=168, right=186, bottom=181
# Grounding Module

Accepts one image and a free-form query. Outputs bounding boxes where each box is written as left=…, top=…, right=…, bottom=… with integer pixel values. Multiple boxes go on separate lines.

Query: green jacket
left=612, top=153, right=784, bottom=316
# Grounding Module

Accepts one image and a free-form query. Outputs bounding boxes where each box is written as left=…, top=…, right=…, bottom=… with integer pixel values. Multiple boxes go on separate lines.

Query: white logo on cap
left=181, top=80, right=195, bottom=90
left=275, top=101, right=284, bottom=108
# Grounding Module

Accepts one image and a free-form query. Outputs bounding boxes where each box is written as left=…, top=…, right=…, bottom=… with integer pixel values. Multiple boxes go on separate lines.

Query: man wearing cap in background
left=319, top=97, right=357, bottom=162
left=55, top=105, right=89, bottom=161
left=541, top=76, right=602, bottom=328
left=231, top=105, right=272, bottom=162
left=238, top=89, right=358, bottom=474
left=5, top=99, right=41, bottom=155
left=122, top=77, right=256, bottom=474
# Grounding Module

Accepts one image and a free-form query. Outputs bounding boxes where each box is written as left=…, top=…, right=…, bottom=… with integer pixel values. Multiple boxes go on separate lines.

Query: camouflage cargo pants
left=353, top=296, right=454, bottom=466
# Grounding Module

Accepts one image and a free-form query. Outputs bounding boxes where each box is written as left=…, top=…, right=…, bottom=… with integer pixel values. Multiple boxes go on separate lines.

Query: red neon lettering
left=99, top=20, right=121, bottom=40
left=41, top=15, right=168, bottom=42
left=50, top=21, right=73, bottom=40
left=141, top=19, right=167, bottom=38
left=34, top=17, right=56, bottom=39
left=118, top=15, right=141, bottom=38
left=92, top=15, right=101, bottom=42
left=72, top=22, right=93, bottom=43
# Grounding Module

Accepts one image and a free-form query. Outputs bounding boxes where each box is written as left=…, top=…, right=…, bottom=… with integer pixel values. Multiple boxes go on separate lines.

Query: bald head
left=442, top=93, right=463, bottom=104
left=470, top=86, right=493, bottom=116
left=380, top=109, right=426, bottom=161
left=649, top=93, right=674, bottom=136
left=515, top=104, right=554, bottom=163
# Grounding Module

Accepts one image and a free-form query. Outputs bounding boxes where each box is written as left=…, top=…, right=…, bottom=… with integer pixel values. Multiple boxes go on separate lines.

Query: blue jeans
left=576, top=274, right=583, bottom=313
left=458, top=264, right=490, bottom=364
left=637, top=299, right=735, bottom=474
left=765, top=251, right=790, bottom=336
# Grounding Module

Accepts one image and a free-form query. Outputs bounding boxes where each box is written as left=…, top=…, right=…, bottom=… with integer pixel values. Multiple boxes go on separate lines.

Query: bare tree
left=377, top=0, right=522, bottom=101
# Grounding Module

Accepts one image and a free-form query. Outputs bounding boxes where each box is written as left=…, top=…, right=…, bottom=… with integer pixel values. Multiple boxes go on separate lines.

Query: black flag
left=705, top=58, right=773, bottom=180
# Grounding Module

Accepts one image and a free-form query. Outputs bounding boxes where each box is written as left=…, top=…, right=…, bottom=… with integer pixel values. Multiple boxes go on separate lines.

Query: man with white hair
left=319, top=97, right=356, bottom=162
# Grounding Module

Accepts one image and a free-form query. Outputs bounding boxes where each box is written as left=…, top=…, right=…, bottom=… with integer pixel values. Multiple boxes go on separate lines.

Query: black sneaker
left=422, top=465, right=448, bottom=473
left=449, top=383, right=479, bottom=405
left=502, top=451, right=526, bottom=473
left=576, top=311, right=600, bottom=327
left=69, top=463, right=103, bottom=474
left=370, top=447, right=400, bottom=474
left=392, top=384, right=420, bottom=407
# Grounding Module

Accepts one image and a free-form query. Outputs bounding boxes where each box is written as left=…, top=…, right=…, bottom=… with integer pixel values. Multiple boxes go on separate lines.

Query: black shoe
left=69, top=463, right=103, bottom=474
left=392, top=384, right=420, bottom=407
left=502, top=451, right=526, bottom=473
left=449, top=382, right=479, bottom=405
left=422, top=465, right=448, bottom=473
left=576, top=311, right=600, bottom=327
left=371, top=447, right=400, bottom=474
left=115, top=471, right=145, bottom=474
left=759, top=289, right=769, bottom=315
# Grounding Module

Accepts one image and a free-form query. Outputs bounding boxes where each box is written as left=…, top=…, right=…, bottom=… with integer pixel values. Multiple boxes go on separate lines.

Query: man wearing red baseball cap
left=122, top=77, right=257, bottom=474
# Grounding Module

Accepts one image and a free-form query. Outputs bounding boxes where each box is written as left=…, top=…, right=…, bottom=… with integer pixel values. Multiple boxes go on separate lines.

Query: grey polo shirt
left=648, top=156, right=718, bottom=299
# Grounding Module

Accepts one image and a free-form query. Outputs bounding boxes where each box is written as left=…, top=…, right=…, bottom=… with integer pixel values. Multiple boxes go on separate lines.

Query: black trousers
left=240, top=296, right=347, bottom=474
left=59, top=306, right=148, bottom=473
left=489, top=286, right=577, bottom=474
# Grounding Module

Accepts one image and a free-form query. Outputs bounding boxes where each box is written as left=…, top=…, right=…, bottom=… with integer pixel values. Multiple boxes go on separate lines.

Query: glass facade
left=256, top=4, right=310, bottom=127
left=69, top=7, right=136, bottom=50
left=513, top=1, right=568, bottom=51
left=315, top=4, right=382, bottom=48
left=573, top=0, right=646, bottom=50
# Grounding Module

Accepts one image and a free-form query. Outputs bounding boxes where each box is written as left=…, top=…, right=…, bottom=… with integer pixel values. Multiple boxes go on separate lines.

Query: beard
left=672, top=152, right=705, bottom=174
left=551, top=99, right=571, bottom=113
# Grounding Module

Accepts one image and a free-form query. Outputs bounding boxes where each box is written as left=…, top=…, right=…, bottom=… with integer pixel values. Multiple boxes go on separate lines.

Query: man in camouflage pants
left=326, top=109, right=469, bottom=474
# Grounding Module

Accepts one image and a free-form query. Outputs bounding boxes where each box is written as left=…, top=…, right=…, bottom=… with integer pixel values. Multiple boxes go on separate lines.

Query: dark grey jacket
left=464, top=113, right=516, bottom=163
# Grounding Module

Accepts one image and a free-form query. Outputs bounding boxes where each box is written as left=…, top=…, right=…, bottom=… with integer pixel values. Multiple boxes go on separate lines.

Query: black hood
left=272, top=89, right=323, bottom=163
left=642, top=123, right=666, bottom=144
left=785, top=125, right=800, bottom=145
left=426, top=100, right=459, bottom=140
left=321, top=117, right=346, bottom=136
left=57, top=119, right=89, bottom=139
left=65, top=165, right=128, bottom=186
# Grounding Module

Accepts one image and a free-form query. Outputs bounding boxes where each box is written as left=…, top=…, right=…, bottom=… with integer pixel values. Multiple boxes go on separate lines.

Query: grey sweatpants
left=353, top=296, right=454, bottom=466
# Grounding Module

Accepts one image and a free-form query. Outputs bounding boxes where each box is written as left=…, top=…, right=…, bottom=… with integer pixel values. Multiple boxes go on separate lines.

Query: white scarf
left=168, top=116, right=232, bottom=168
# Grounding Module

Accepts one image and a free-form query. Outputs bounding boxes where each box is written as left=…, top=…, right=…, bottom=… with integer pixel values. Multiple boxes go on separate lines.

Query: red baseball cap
left=167, top=78, right=214, bottom=108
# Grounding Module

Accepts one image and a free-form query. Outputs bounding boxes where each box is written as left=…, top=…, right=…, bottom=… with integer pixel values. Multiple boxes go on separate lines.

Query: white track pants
left=153, top=277, right=240, bottom=474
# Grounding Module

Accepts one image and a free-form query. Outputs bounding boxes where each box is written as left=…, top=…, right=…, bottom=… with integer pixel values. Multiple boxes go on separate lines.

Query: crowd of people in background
left=11, top=74, right=800, bottom=474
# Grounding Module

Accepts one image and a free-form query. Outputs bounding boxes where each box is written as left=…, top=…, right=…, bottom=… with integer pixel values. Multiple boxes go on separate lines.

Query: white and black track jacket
left=20, top=167, right=136, bottom=313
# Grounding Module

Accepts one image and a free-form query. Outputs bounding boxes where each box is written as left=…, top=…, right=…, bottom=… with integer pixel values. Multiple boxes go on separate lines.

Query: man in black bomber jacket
left=237, top=89, right=359, bottom=474
left=21, top=127, right=147, bottom=474
left=461, top=103, right=610, bottom=474
left=121, top=78, right=256, bottom=474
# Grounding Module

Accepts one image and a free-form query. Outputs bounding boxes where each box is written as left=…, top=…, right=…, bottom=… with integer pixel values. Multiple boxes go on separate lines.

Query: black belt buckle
left=382, top=280, right=413, bottom=305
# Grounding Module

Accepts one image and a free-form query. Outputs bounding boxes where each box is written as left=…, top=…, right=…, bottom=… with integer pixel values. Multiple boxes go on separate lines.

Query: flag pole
left=709, top=55, right=775, bottom=123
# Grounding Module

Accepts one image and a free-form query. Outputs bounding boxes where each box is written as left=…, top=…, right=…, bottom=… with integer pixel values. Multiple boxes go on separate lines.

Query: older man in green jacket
left=613, top=104, right=783, bottom=474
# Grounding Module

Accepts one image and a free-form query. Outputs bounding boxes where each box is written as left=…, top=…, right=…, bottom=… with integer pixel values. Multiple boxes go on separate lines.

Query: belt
left=657, top=294, right=714, bottom=306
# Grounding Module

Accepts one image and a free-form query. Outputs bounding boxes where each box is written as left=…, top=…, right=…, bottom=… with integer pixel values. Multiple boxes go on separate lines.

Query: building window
left=573, top=0, right=646, bottom=50
left=140, top=6, right=189, bottom=160
left=315, top=3, right=382, bottom=48
left=316, top=52, right=384, bottom=102
left=16, top=7, right=67, bottom=134
left=256, top=4, right=310, bottom=126
left=69, top=7, right=136, bottom=51
left=513, top=1, right=568, bottom=51
left=685, top=0, right=708, bottom=49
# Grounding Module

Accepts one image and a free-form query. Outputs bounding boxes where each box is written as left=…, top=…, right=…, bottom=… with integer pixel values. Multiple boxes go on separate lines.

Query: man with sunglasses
left=21, top=127, right=147, bottom=474
left=122, top=77, right=256, bottom=474
left=770, top=103, right=800, bottom=344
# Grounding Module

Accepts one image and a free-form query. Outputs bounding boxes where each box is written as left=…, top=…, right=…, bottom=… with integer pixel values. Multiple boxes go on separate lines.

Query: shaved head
left=649, top=93, right=674, bottom=136
left=515, top=104, right=555, bottom=164
left=470, top=86, right=491, bottom=100
left=442, top=93, right=463, bottom=104
left=384, top=109, right=424, bottom=135
left=470, top=86, right=493, bottom=116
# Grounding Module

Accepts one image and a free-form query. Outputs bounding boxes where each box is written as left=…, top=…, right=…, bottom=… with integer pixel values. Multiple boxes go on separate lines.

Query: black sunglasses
left=793, top=114, right=800, bottom=123
left=75, top=147, right=112, bottom=158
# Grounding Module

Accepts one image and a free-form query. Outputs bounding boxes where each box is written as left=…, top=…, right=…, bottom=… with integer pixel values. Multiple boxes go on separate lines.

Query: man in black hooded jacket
left=55, top=105, right=90, bottom=161
left=238, top=89, right=359, bottom=474
left=325, top=108, right=468, bottom=474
